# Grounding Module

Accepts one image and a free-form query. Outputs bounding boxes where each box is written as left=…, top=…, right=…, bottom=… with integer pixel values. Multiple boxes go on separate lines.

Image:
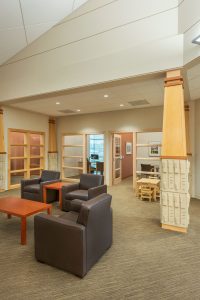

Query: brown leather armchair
left=61, top=174, right=107, bottom=211
left=21, top=170, right=60, bottom=202
left=34, top=193, right=112, bottom=277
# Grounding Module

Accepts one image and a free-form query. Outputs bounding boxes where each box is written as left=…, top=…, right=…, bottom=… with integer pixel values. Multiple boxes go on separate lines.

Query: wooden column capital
left=161, top=69, right=187, bottom=158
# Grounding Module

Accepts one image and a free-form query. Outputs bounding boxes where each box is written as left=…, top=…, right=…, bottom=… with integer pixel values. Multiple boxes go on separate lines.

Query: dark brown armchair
left=34, top=193, right=112, bottom=277
left=61, top=173, right=107, bottom=211
left=21, top=170, right=60, bottom=202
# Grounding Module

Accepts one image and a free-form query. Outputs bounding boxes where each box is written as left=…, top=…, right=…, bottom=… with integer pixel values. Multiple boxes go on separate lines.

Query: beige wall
left=57, top=106, right=163, bottom=184
left=2, top=106, right=49, bottom=190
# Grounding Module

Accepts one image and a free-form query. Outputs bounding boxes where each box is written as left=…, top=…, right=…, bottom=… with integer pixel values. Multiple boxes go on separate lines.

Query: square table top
left=0, top=197, right=51, bottom=217
left=44, top=182, right=72, bottom=190
left=136, top=178, right=160, bottom=185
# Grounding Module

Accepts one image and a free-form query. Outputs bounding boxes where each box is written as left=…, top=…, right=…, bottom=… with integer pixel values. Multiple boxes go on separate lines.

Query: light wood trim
left=162, top=223, right=187, bottom=233
left=63, top=155, right=82, bottom=158
left=161, top=70, right=187, bottom=157
left=136, top=143, right=162, bottom=147
left=10, top=144, right=27, bottom=146
left=185, top=104, right=191, bottom=155
left=136, top=157, right=160, bottom=160
left=9, top=128, right=45, bottom=134
left=10, top=156, right=27, bottom=160
left=136, top=171, right=160, bottom=175
left=62, top=144, right=83, bottom=147
left=160, top=155, right=187, bottom=160
left=62, top=166, right=83, bottom=170
left=10, top=169, right=26, bottom=174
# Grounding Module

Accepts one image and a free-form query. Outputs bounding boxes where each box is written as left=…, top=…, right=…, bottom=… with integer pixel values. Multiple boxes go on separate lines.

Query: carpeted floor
left=0, top=178, right=200, bottom=300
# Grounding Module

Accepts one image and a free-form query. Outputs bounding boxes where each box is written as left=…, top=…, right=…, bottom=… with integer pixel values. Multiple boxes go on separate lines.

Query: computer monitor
left=90, top=154, right=99, bottom=160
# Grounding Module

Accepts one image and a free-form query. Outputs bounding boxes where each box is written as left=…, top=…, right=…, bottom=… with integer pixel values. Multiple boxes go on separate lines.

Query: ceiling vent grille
left=128, top=99, right=149, bottom=106
left=58, top=109, right=76, bottom=114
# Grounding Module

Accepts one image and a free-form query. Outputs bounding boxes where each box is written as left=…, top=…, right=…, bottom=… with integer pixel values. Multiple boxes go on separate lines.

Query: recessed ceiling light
left=120, top=104, right=124, bottom=107
left=56, top=102, right=60, bottom=105
left=76, top=109, right=81, bottom=112
left=104, top=94, right=109, bottom=98
left=192, top=35, right=200, bottom=45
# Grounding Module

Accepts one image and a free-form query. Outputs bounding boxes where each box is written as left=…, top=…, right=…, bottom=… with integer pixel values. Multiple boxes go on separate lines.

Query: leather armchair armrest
left=62, top=183, right=80, bottom=194
left=71, top=199, right=85, bottom=212
left=88, top=185, right=107, bottom=199
left=21, top=178, right=41, bottom=187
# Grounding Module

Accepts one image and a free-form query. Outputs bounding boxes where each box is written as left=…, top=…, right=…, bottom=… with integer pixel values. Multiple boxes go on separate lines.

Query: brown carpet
left=0, top=178, right=200, bottom=300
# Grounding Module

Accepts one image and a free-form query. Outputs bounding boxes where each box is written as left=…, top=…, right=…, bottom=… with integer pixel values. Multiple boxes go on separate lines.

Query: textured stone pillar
left=161, top=70, right=190, bottom=233
left=0, top=108, right=6, bottom=191
left=48, top=118, right=58, bottom=171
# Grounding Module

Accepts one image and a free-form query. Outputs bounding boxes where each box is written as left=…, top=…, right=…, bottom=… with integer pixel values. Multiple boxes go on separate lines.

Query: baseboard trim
left=162, top=223, right=187, bottom=233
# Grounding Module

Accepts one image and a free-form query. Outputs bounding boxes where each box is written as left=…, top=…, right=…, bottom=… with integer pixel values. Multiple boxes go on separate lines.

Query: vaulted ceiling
left=0, top=0, right=87, bottom=65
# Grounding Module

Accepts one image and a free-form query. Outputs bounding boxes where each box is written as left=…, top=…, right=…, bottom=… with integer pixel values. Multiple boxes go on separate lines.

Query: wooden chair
left=155, top=186, right=160, bottom=201
left=140, top=185, right=153, bottom=202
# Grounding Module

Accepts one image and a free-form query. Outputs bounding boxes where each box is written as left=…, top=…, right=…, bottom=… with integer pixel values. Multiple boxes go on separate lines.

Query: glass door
left=62, top=134, right=86, bottom=181
left=113, top=134, right=122, bottom=184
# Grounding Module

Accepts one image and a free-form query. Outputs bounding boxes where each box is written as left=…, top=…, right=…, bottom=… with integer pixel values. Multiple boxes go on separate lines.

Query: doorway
left=112, top=132, right=134, bottom=185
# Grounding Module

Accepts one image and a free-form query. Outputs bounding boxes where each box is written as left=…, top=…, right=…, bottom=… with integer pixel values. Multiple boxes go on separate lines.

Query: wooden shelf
left=136, top=157, right=160, bottom=160
left=62, top=166, right=83, bottom=170
left=63, top=155, right=82, bottom=159
left=62, top=145, right=83, bottom=148
left=10, top=169, right=27, bottom=174
left=136, top=144, right=162, bottom=147
left=10, top=156, right=27, bottom=160
left=10, top=144, right=27, bottom=147
left=136, top=171, right=160, bottom=175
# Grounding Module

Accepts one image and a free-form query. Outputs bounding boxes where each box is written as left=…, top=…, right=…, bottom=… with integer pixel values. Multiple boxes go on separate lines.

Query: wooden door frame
left=61, top=131, right=106, bottom=183
left=109, top=128, right=162, bottom=189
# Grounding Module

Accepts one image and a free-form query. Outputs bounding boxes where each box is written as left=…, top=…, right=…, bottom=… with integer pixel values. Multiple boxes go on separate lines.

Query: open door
left=113, top=134, right=122, bottom=184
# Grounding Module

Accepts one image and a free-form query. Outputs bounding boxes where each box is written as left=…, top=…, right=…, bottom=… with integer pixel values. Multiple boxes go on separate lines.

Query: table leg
left=59, top=190, right=62, bottom=209
left=7, top=214, right=11, bottom=219
left=21, top=217, right=27, bottom=245
left=47, top=206, right=52, bottom=215
left=43, top=186, right=47, bottom=203
left=153, top=186, right=156, bottom=201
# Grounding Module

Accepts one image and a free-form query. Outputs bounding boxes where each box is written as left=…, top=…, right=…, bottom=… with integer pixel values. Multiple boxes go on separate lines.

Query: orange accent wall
left=121, top=133, right=133, bottom=179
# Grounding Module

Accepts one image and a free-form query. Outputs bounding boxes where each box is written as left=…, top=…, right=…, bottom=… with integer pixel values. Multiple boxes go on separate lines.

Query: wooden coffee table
left=0, top=197, right=52, bottom=245
left=43, top=182, right=71, bottom=209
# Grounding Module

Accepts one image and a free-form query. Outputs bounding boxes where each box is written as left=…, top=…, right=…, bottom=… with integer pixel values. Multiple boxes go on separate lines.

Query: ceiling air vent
left=128, top=99, right=149, bottom=106
left=58, top=109, right=76, bottom=114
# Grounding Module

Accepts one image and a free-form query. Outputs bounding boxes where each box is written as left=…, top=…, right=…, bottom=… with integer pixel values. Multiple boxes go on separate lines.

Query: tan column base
left=162, top=223, right=187, bottom=233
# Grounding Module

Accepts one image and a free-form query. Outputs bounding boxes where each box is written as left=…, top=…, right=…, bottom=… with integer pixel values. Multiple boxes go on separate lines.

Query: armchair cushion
left=23, top=184, right=40, bottom=194
left=70, top=199, right=85, bottom=212
left=79, top=174, right=104, bottom=190
left=66, top=190, right=88, bottom=201
left=58, top=211, right=79, bottom=222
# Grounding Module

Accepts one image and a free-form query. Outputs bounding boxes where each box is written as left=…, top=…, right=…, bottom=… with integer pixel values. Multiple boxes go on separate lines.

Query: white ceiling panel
left=26, top=22, right=56, bottom=43
left=0, top=0, right=22, bottom=29
left=20, top=0, right=74, bottom=25
left=0, top=0, right=88, bottom=65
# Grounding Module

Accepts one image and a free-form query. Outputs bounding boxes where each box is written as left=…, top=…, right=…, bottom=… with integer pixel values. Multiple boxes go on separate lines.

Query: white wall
left=2, top=106, right=49, bottom=190
left=179, top=0, right=200, bottom=64
left=57, top=106, right=163, bottom=184
left=0, top=0, right=182, bottom=101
